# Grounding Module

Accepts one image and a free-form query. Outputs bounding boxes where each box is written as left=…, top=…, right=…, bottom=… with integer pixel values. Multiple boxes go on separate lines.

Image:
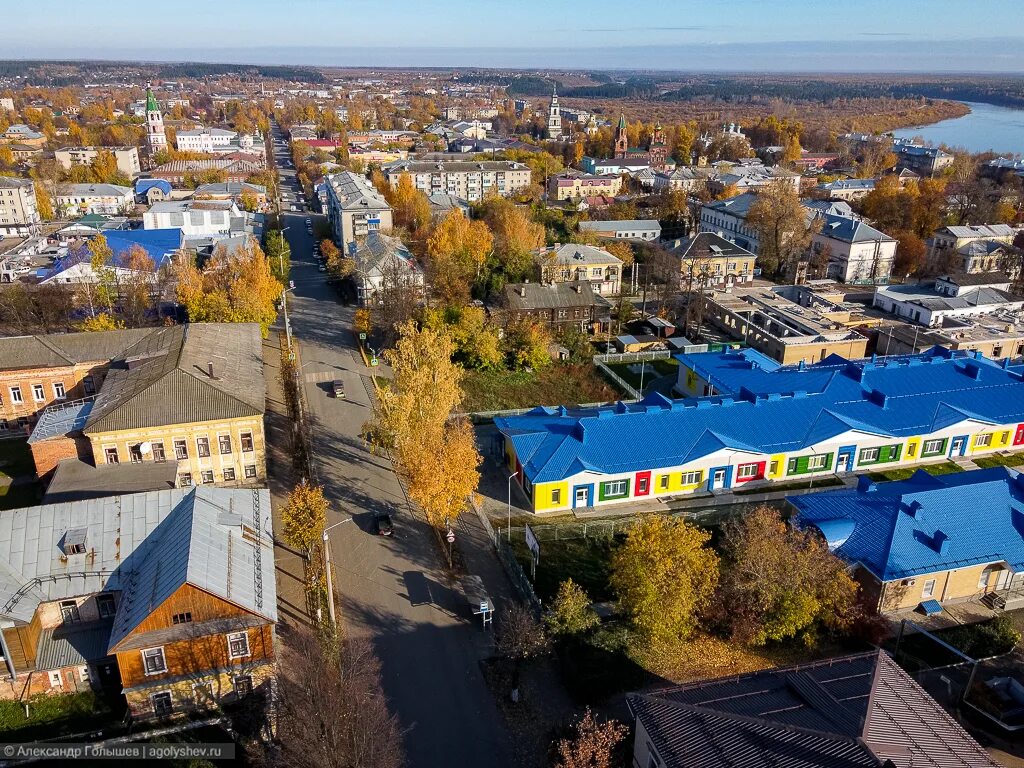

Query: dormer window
left=62, top=527, right=87, bottom=556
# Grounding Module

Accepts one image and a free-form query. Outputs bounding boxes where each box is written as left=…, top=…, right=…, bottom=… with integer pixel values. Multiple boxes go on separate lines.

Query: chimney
left=519, top=286, right=527, bottom=298
left=933, top=529, right=950, bottom=555
left=207, top=361, right=217, bottom=379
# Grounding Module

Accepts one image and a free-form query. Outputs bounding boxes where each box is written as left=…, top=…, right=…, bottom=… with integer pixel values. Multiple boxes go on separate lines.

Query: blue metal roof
left=135, top=178, right=172, bottom=195
left=791, top=467, right=1024, bottom=581
left=46, top=228, right=184, bottom=278
left=495, top=348, right=1024, bottom=484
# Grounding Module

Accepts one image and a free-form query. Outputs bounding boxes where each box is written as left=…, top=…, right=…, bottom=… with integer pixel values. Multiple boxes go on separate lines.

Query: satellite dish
left=139, top=442, right=152, bottom=454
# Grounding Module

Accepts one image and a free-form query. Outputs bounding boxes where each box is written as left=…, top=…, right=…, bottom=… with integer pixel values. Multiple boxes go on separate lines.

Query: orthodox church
left=613, top=114, right=670, bottom=170
left=145, top=87, right=167, bottom=158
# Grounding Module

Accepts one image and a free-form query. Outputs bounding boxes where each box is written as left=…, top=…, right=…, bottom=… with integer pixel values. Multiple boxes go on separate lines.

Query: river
left=892, top=101, right=1024, bottom=156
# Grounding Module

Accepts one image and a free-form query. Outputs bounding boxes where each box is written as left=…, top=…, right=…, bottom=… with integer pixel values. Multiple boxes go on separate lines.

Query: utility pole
left=279, top=227, right=291, bottom=350
left=322, top=517, right=353, bottom=627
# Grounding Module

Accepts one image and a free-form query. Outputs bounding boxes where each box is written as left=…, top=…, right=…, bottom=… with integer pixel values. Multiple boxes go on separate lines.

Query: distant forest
left=0, top=60, right=325, bottom=84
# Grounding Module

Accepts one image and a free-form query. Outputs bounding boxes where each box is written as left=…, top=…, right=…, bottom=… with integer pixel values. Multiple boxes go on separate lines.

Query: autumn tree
left=495, top=603, right=550, bottom=663
left=553, top=709, right=628, bottom=768
left=546, top=579, right=599, bottom=637
left=273, top=629, right=405, bottom=768
left=282, top=481, right=329, bottom=554
left=746, top=181, right=821, bottom=279
left=422, top=305, right=503, bottom=370
left=892, top=230, right=928, bottom=279
left=264, top=230, right=291, bottom=284
left=717, top=505, right=858, bottom=647
left=87, top=234, right=117, bottom=315
left=425, top=209, right=493, bottom=304
left=174, top=239, right=283, bottom=336
left=76, top=312, right=124, bottom=332
left=855, top=139, right=897, bottom=179
left=480, top=197, right=545, bottom=282
left=503, top=317, right=553, bottom=370
left=116, top=244, right=156, bottom=327
left=610, top=515, right=719, bottom=642
left=353, top=308, right=372, bottom=336
left=388, top=173, right=431, bottom=233
left=239, top=190, right=259, bottom=212
left=369, top=320, right=481, bottom=526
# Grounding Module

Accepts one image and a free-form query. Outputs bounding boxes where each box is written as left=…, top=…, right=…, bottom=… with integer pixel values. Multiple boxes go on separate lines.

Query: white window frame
left=227, top=631, right=250, bottom=660
left=603, top=479, right=628, bottom=497
left=53, top=382, right=66, bottom=400
left=9, top=386, right=22, bottom=404
left=658, top=474, right=669, bottom=490
left=192, top=681, right=214, bottom=704
left=223, top=466, right=236, bottom=482
left=859, top=447, right=879, bottom=463
left=78, top=665, right=90, bottom=682
left=31, top=383, right=45, bottom=402
left=200, top=469, right=214, bottom=484
left=976, top=433, right=992, bottom=448
left=681, top=470, right=702, bottom=485
left=142, top=646, right=168, bottom=675
left=807, top=454, right=828, bottom=471
left=736, top=463, right=760, bottom=479
left=48, top=670, right=63, bottom=689
left=922, top=579, right=936, bottom=599
left=923, top=439, right=944, bottom=455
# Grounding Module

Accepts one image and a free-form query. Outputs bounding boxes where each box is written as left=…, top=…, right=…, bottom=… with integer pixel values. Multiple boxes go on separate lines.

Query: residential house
left=0, top=176, right=40, bottom=236
left=499, top=281, right=606, bottom=332
left=0, top=124, right=46, bottom=147
left=893, top=140, right=954, bottom=176
left=578, top=219, right=661, bottom=242
left=792, top=467, right=1024, bottom=614
left=699, top=192, right=760, bottom=253
left=792, top=150, right=841, bottom=171
left=953, top=240, right=1022, bottom=276
left=350, top=232, right=424, bottom=306
left=426, top=193, right=470, bottom=221
left=55, top=184, right=134, bottom=217
left=176, top=127, right=260, bottom=156
left=0, top=486, right=277, bottom=721
left=873, top=272, right=1024, bottom=327
left=383, top=160, right=532, bottom=202
left=812, top=178, right=876, bottom=202
left=535, top=243, right=622, bottom=296
left=663, top=232, right=756, bottom=289
left=928, top=224, right=1021, bottom=271
left=135, top=178, right=172, bottom=204
left=706, top=162, right=801, bottom=196
left=143, top=200, right=261, bottom=242
left=0, top=97, right=13, bottom=112
left=323, top=171, right=393, bottom=251
left=193, top=182, right=268, bottom=207
left=23, top=323, right=266, bottom=488
left=8, top=143, right=44, bottom=164
left=652, top=166, right=709, bottom=194
left=629, top=651, right=1000, bottom=768
left=54, top=146, right=141, bottom=178
left=548, top=173, right=622, bottom=201
left=812, top=214, right=897, bottom=284
left=494, top=346, right=1023, bottom=513
left=0, top=329, right=152, bottom=436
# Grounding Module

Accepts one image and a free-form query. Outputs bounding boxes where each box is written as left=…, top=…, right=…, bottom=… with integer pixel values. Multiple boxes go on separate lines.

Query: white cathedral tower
left=546, top=84, right=562, bottom=140
left=145, top=87, right=167, bottom=156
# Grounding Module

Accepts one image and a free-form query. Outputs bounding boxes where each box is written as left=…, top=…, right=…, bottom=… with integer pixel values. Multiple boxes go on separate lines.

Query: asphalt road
left=270, top=125, right=514, bottom=768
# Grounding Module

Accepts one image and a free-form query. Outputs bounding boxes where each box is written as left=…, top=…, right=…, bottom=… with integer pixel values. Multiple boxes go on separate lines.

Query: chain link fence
left=509, top=519, right=637, bottom=543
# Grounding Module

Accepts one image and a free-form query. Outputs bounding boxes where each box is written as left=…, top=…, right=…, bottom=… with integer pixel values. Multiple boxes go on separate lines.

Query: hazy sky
left=8, top=0, right=1024, bottom=71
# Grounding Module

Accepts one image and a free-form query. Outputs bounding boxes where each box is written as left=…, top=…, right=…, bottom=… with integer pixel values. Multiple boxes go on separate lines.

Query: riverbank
left=893, top=100, right=1024, bottom=155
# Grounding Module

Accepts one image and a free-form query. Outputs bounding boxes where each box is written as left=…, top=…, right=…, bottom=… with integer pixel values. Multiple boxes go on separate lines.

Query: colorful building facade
left=495, top=348, right=1024, bottom=514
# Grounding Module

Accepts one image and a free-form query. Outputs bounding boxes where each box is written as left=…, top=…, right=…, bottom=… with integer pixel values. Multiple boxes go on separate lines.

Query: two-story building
left=20, top=324, right=266, bottom=489
left=53, top=146, right=141, bottom=178
left=811, top=214, right=897, bottom=284
left=499, top=281, right=606, bottom=332
left=0, top=486, right=277, bottom=721
left=55, top=184, right=134, bottom=218
left=699, top=192, right=761, bottom=253
left=578, top=219, right=661, bottom=242
left=535, top=243, right=623, bottom=296
left=663, top=232, right=756, bottom=290
left=547, top=173, right=622, bottom=201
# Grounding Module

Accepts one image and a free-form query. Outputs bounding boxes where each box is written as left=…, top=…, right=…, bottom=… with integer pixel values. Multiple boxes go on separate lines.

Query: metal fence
left=509, top=519, right=636, bottom=543
left=593, top=350, right=673, bottom=365
left=593, top=359, right=641, bottom=399
left=472, top=499, right=543, bottom=616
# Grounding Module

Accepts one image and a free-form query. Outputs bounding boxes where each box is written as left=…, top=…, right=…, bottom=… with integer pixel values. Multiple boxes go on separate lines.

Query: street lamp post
left=278, top=227, right=292, bottom=350
left=322, top=517, right=353, bottom=627
left=507, top=472, right=518, bottom=541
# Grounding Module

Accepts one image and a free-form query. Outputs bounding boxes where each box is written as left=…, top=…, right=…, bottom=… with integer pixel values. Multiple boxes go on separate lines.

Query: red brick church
left=613, top=114, right=670, bottom=170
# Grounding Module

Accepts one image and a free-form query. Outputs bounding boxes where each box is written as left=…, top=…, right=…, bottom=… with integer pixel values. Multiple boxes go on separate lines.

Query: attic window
left=62, top=527, right=87, bottom=556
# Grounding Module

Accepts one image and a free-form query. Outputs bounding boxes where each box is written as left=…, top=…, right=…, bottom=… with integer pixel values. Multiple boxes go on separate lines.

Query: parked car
left=318, top=263, right=326, bottom=273
left=375, top=513, right=394, bottom=536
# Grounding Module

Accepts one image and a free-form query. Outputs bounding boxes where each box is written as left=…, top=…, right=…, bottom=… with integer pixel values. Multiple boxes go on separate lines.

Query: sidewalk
left=263, top=332, right=313, bottom=628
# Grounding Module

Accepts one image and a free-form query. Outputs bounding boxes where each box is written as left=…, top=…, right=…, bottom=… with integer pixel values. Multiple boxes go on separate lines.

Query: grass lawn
left=511, top=534, right=619, bottom=603
left=0, top=691, right=121, bottom=742
left=869, top=461, right=964, bottom=482
left=0, top=439, right=34, bottom=480
left=604, top=358, right=678, bottom=390
left=462, top=365, right=619, bottom=412
left=973, top=452, right=1024, bottom=469
left=0, top=482, right=39, bottom=511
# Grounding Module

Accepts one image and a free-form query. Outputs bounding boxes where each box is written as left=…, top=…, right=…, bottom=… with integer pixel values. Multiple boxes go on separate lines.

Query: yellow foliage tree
left=610, top=515, right=720, bottom=642
left=390, top=173, right=432, bottom=233
left=482, top=197, right=545, bottom=281
left=425, top=210, right=493, bottom=304
left=174, top=240, right=283, bottom=336
left=76, top=312, right=124, bottom=332
left=369, top=320, right=480, bottom=525
left=282, top=481, right=329, bottom=554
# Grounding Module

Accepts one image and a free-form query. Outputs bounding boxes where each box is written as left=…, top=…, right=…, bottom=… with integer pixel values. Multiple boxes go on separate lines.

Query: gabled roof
left=792, top=466, right=1024, bottom=581
left=536, top=243, right=622, bottom=267
left=629, top=650, right=999, bottom=768
left=45, top=229, right=184, bottom=278
left=818, top=214, right=895, bottom=244
left=579, top=219, right=661, bottom=233
left=354, top=232, right=419, bottom=280
left=664, top=231, right=756, bottom=261
left=0, top=486, right=276, bottom=646
left=502, top=281, right=601, bottom=312
left=0, top=328, right=154, bottom=371
left=83, top=323, right=265, bottom=435
left=496, top=348, right=1024, bottom=484
left=135, top=178, right=172, bottom=195
left=702, top=192, right=760, bottom=219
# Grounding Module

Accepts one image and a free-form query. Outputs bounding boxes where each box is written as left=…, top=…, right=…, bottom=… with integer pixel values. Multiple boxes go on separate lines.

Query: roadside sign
left=288, top=352, right=296, bottom=362
left=446, top=529, right=456, bottom=544
left=371, top=357, right=378, bottom=367
left=524, top=523, right=540, bottom=564
left=480, top=600, right=488, bottom=613
left=359, top=332, right=367, bottom=340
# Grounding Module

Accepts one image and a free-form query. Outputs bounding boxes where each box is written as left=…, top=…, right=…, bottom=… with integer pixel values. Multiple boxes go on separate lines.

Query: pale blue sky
left=7, top=0, right=1024, bottom=71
